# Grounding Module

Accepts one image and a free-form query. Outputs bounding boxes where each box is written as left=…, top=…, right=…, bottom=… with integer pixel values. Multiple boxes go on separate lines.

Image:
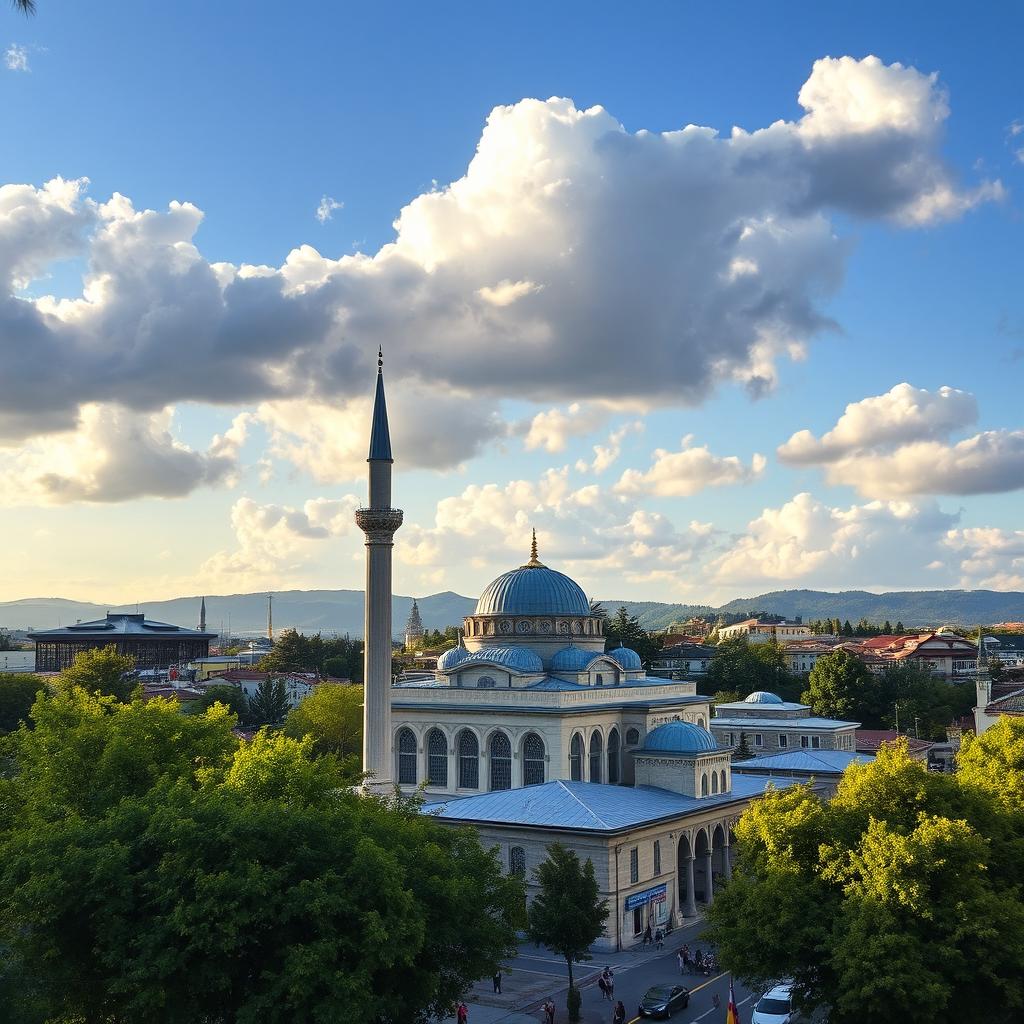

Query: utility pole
left=914, top=716, right=920, bottom=739
left=894, top=702, right=900, bottom=734
left=267, top=594, right=273, bottom=641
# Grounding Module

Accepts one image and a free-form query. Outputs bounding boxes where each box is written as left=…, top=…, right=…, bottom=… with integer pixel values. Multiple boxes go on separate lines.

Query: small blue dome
left=551, top=645, right=597, bottom=672
left=643, top=721, right=720, bottom=755
left=437, top=646, right=469, bottom=672
left=607, top=646, right=642, bottom=670
left=461, top=645, right=544, bottom=674
left=475, top=565, right=590, bottom=617
left=744, top=691, right=784, bottom=705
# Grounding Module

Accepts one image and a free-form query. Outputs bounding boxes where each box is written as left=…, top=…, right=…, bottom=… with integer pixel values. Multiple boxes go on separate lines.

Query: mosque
left=355, top=356, right=792, bottom=951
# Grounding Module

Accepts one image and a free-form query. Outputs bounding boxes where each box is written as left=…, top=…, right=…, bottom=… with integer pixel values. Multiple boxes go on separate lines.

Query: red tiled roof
left=855, top=729, right=933, bottom=753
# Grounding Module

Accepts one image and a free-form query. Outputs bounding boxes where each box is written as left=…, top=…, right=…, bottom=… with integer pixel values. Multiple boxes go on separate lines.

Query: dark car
left=638, top=984, right=690, bottom=1019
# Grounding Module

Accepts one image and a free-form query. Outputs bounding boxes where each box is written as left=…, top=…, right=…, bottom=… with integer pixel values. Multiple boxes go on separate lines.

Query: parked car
left=752, top=982, right=795, bottom=1024
left=638, top=984, right=690, bottom=1019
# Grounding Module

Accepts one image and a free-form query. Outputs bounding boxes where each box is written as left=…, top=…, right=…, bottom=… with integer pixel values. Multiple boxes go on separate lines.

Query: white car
left=751, top=983, right=794, bottom=1024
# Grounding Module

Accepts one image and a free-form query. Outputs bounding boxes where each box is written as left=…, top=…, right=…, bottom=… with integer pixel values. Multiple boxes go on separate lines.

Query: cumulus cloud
left=576, top=420, right=644, bottom=474
left=778, top=382, right=977, bottom=463
left=779, top=382, right=1024, bottom=498
left=315, top=195, right=343, bottom=223
left=944, top=526, right=1024, bottom=590
left=523, top=403, right=608, bottom=453
left=4, top=44, right=29, bottom=72
left=0, top=405, right=248, bottom=505
left=0, top=55, right=997, bottom=459
left=615, top=439, right=766, bottom=497
left=709, top=491, right=960, bottom=589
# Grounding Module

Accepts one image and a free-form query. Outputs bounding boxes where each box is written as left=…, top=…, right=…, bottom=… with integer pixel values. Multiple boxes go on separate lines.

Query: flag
left=726, top=977, right=740, bottom=1024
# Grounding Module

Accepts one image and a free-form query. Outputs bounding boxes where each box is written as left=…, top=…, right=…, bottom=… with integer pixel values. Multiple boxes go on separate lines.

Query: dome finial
left=524, top=527, right=544, bottom=567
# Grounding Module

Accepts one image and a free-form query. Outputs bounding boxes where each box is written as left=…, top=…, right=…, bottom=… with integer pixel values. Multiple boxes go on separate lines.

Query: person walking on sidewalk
left=642, top=923, right=653, bottom=948
left=456, top=1001, right=468, bottom=1024
left=601, top=966, right=614, bottom=1001
left=677, top=948, right=685, bottom=974
left=492, top=969, right=502, bottom=994
left=612, top=1000, right=626, bottom=1024
left=542, top=997, right=556, bottom=1023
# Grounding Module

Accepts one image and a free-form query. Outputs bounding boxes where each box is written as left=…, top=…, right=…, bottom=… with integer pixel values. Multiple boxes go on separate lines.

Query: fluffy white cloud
left=615, top=439, right=766, bottom=497
left=0, top=405, right=248, bottom=505
left=943, top=526, right=1024, bottom=590
left=523, top=403, right=608, bottom=453
left=315, top=195, right=343, bottom=223
left=778, top=382, right=977, bottom=463
left=780, top=383, right=1024, bottom=498
left=576, top=420, right=644, bottom=474
left=1, top=55, right=997, bottom=456
left=709, top=491, right=960, bottom=589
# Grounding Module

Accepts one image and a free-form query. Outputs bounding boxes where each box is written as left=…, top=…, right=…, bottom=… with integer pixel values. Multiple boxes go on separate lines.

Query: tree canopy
left=801, top=649, right=873, bottom=720
left=247, top=677, right=290, bottom=725
left=258, top=629, right=363, bottom=681
left=188, top=682, right=250, bottom=722
left=0, top=674, right=46, bottom=735
left=283, top=682, right=363, bottom=765
left=0, top=687, right=522, bottom=1023
left=57, top=644, right=138, bottom=701
left=705, top=636, right=802, bottom=702
left=706, top=734, right=1024, bottom=1023
left=603, top=606, right=662, bottom=667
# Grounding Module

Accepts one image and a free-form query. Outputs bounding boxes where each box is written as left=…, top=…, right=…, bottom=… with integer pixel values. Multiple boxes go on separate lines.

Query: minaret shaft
left=356, top=350, right=402, bottom=789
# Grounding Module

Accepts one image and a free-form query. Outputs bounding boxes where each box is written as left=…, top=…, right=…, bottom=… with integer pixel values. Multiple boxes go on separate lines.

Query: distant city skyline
left=3, top=1, right=1023, bottom=605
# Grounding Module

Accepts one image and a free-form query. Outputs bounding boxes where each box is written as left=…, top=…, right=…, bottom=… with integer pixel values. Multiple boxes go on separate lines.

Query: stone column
left=683, top=856, right=698, bottom=917
left=702, top=851, right=714, bottom=905
left=723, top=840, right=733, bottom=882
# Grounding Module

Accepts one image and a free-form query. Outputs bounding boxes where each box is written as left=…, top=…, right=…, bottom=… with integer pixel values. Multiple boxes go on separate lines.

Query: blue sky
left=2, top=1, right=1023, bottom=608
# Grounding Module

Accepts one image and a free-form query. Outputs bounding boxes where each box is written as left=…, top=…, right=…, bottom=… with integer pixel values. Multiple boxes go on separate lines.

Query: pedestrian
left=643, top=923, right=653, bottom=947
left=682, top=944, right=691, bottom=973
left=654, top=927, right=664, bottom=950
left=613, top=1000, right=626, bottom=1024
left=457, top=1001, right=468, bottom=1024
left=598, top=976, right=608, bottom=1001
left=712, top=993, right=721, bottom=1010
left=677, top=949, right=685, bottom=974
left=543, top=997, right=556, bottom=1024
left=601, top=966, right=614, bottom=1000
left=492, top=969, right=502, bottom=994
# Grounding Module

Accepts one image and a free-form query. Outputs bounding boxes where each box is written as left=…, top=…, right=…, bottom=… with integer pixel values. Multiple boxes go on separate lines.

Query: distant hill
left=4, top=587, right=1022, bottom=637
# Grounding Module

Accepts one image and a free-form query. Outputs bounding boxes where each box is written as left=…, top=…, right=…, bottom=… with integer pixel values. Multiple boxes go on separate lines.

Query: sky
left=2, top=0, right=1023, bottom=607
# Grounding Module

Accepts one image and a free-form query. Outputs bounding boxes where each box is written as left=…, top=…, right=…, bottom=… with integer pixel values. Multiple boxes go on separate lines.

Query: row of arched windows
left=397, top=727, right=545, bottom=791
left=569, top=727, right=623, bottom=784
left=699, top=768, right=729, bottom=797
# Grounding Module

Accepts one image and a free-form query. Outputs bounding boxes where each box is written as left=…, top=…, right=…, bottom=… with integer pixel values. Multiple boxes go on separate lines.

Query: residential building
left=731, top=749, right=874, bottom=796
left=649, top=641, right=717, bottom=679
left=717, top=619, right=813, bottom=642
left=855, top=729, right=933, bottom=761
left=782, top=637, right=844, bottom=676
left=203, top=669, right=321, bottom=708
left=845, top=629, right=977, bottom=679
left=709, top=691, right=859, bottom=753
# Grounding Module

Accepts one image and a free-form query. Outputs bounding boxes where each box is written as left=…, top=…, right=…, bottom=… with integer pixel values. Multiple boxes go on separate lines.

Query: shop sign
left=624, top=883, right=667, bottom=912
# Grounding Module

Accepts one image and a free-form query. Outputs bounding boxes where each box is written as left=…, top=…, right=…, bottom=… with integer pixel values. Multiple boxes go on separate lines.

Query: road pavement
left=447, top=919, right=758, bottom=1024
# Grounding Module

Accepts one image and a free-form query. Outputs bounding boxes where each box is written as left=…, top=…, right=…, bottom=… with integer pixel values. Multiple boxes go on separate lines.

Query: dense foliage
left=247, top=677, right=290, bottom=725
left=283, top=682, right=363, bottom=767
left=805, top=617, right=906, bottom=636
left=0, top=630, right=19, bottom=651
left=0, top=687, right=522, bottom=1023
left=188, top=682, right=251, bottom=721
left=527, top=843, right=608, bottom=1022
left=56, top=644, right=138, bottom=701
left=706, top=732, right=1024, bottom=1023
left=802, top=652, right=974, bottom=739
left=704, top=636, right=802, bottom=702
left=258, top=628, right=363, bottom=681
left=0, top=674, right=46, bottom=734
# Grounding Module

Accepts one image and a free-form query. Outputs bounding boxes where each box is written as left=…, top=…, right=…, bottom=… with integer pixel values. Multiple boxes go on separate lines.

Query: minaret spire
left=355, top=352, right=404, bottom=790
left=523, top=527, right=544, bottom=568
left=198, top=596, right=206, bottom=633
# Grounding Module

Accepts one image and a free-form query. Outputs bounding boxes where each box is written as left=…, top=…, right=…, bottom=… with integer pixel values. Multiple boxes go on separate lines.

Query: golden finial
left=524, top=528, right=544, bottom=568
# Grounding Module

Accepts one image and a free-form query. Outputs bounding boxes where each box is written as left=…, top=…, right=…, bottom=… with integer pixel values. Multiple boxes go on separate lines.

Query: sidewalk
left=441, top=917, right=709, bottom=1024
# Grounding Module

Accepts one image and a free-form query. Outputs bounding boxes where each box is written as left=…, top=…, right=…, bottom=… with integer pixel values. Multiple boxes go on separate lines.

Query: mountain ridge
left=3, top=588, right=1022, bottom=636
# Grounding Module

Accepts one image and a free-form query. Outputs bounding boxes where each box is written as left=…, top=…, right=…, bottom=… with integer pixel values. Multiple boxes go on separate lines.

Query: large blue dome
left=475, top=565, right=590, bottom=617
left=643, top=721, right=720, bottom=755
left=744, top=691, right=784, bottom=705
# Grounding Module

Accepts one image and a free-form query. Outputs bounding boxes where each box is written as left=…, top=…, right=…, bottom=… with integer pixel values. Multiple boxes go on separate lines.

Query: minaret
left=198, top=596, right=206, bottom=633
left=355, top=349, right=403, bottom=788
left=267, top=594, right=274, bottom=641
left=405, top=598, right=424, bottom=650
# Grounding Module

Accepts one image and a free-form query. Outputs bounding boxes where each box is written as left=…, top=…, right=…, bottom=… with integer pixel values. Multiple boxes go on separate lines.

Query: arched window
left=625, top=727, right=641, bottom=745
left=523, top=732, right=545, bottom=786
left=701, top=773, right=709, bottom=797
left=509, top=846, right=527, bottom=878
left=477, top=675, right=496, bottom=689
left=427, top=729, right=448, bottom=787
left=589, top=732, right=603, bottom=782
left=489, top=732, right=512, bottom=791
left=711, top=770, right=719, bottom=794
left=697, top=716, right=706, bottom=728
left=397, top=728, right=417, bottom=785
left=457, top=730, right=479, bottom=789
left=569, top=733, right=583, bottom=781
left=720, top=769, right=727, bottom=793
left=607, top=727, right=620, bottom=785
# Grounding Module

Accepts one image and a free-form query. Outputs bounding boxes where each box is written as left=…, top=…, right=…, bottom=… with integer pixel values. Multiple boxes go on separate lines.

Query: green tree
left=0, top=630, right=18, bottom=651
left=705, top=636, right=800, bottom=701
left=957, top=717, right=1024, bottom=811
left=605, top=606, right=662, bottom=667
left=190, top=682, right=249, bottom=721
left=0, top=690, right=522, bottom=1024
left=57, top=644, right=138, bottom=701
left=736, top=731, right=753, bottom=760
left=706, top=740, right=1024, bottom=1023
left=284, top=683, right=363, bottom=762
left=527, top=843, right=609, bottom=1022
left=801, top=649, right=873, bottom=720
left=248, top=677, right=290, bottom=725
left=0, top=674, right=45, bottom=734
left=989, top=657, right=1005, bottom=682
left=895, top=620, right=905, bottom=633
left=882, top=620, right=893, bottom=634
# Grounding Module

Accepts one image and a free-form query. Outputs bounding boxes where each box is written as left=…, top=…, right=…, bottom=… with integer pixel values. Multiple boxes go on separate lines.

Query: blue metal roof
left=734, top=750, right=874, bottom=773
left=550, top=645, right=597, bottom=672
left=460, top=646, right=544, bottom=674
left=368, top=366, right=393, bottom=461
left=437, top=645, right=469, bottom=671
left=525, top=677, right=588, bottom=691
left=745, top=691, right=784, bottom=705
left=424, top=776, right=791, bottom=832
left=711, top=715, right=859, bottom=730
left=642, top=721, right=720, bottom=755
left=475, top=565, right=590, bottom=616
left=607, top=646, right=642, bottom=670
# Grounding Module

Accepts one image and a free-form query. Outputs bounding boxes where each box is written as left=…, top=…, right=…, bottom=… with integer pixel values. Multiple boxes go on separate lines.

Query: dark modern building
left=30, top=613, right=215, bottom=672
